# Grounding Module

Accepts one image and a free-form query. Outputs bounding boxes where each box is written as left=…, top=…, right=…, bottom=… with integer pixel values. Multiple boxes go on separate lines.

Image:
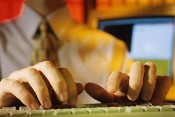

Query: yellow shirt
left=49, top=6, right=174, bottom=103
left=49, top=6, right=132, bottom=104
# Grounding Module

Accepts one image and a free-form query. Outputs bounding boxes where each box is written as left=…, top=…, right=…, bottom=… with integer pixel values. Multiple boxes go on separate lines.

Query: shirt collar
left=14, top=4, right=71, bottom=40
left=14, top=5, right=49, bottom=40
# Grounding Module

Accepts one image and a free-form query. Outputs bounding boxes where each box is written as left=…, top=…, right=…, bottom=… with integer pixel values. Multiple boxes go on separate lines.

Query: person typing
left=0, top=0, right=172, bottom=110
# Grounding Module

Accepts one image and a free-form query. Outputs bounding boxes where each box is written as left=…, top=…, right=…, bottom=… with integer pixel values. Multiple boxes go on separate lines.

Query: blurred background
left=67, top=0, right=175, bottom=77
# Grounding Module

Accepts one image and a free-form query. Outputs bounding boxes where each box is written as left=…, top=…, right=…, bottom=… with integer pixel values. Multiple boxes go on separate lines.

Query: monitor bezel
left=88, top=5, right=175, bottom=29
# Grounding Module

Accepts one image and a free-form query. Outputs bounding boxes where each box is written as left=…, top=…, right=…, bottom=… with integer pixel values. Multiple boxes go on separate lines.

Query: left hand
left=85, top=61, right=172, bottom=105
left=0, top=61, right=84, bottom=109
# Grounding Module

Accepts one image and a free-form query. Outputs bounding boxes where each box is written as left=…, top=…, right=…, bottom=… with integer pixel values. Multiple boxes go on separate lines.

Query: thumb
left=85, top=82, right=115, bottom=103
left=76, top=83, right=84, bottom=95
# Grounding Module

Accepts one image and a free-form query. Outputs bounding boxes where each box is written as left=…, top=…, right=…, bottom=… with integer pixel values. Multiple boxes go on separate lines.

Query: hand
left=85, top=61, right=172, bottom=105
left=0, top=61, right=84, bottom=109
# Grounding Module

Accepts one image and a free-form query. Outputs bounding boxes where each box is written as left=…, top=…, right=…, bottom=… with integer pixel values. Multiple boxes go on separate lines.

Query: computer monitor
left=98, top=17, right=175, bottom=76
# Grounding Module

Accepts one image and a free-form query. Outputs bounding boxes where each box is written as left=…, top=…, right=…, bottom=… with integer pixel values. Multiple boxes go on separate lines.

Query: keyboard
left=0, top=102, right=175, bottom=117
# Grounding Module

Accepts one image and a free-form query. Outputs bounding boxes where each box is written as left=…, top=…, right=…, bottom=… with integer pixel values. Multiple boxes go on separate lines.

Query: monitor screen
left=99, top=17, right=175, bottom=76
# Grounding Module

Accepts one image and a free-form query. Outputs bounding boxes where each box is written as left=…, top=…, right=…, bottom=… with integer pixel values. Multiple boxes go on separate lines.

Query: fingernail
left=127, top=90, right=138, bottom=101
left=44, top=97, right=52, bottom=109
left=107, top=86, right=116, bottom=93
left=30, top=102, right=39, bottom=110
left=60, top=91, right=68, bottom=102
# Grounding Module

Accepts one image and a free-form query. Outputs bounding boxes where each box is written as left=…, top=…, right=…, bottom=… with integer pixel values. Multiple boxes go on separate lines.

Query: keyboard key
left=19, top=106, right=30, bottom=111
left=28, top=110, right=43, bottom=116
left=125, top=106, right=144, bottom=112
left=170, top=105, right=175, bottom=111
left=11, top=110, right=27, bottom=117
left=142, top=106, right=159, bottom=112
left=86, top=108, right=104, bottom=114
left=72, top=108, right=88, bottom=114
left=157, top=105, right=174, bottom=111
left=119, top=106, right=126, bottom=112
left=43, top=109, right=55, bottom=116
left=1, top=107, right=16, bottom=112
left=102, top=107, right=120, bottom=113
left=54, top=109, right=72, bottom=115
left=0, top=111, right=10, bottom=117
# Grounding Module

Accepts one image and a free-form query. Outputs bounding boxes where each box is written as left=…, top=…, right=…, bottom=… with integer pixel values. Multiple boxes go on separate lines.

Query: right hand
left=85, top=61, right=172, bottom=105
left=0, top=61, right=83, bottom=109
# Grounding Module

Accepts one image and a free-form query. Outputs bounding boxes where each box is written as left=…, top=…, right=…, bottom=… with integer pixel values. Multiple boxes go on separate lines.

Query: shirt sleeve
left=59, top=21, right=133, bottom=74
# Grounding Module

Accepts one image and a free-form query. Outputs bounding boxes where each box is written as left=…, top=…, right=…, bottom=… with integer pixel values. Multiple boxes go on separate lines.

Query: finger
left=76, top=83, right=84, bottom=95
left=85, top=82, right=115, bottom=103
left=114, top=73, right=129, bottom=95
left=127, top=61, right=144, bottom=101
left=151, top=76, right=172, bottom=105
left=112, top=73, right=130, bottom=103
left=34, top=71, right=83, bottom=106
left=33, top=61, right=68, bottom=104
left=0, top=79, right=39, bottom=109
left=107, top=72, right=122, bottom=93
left=141, top=62, right=156, bottom=101
left=9, top=67, right=52, bottom=109
left=58, top=68, right=78, bottom=107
